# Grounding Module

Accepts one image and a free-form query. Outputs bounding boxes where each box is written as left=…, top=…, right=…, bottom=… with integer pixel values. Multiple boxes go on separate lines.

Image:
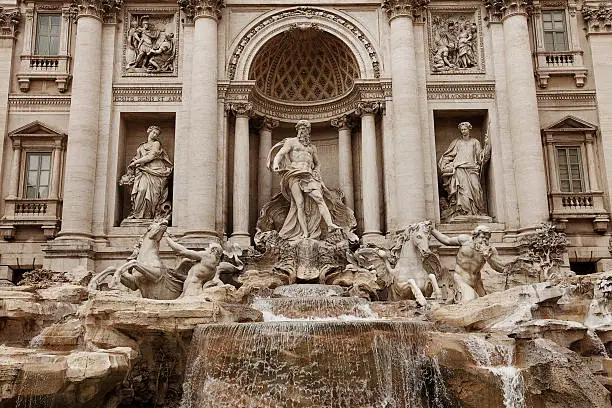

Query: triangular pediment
left=8, top=121, right=65, bottom=137
left=544, top=115, right=597, bottom=131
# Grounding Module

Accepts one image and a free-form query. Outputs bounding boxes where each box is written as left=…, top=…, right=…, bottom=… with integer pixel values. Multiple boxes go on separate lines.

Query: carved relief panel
left=428, top=8, right=485, bottom=75
left=122, top=8, right=179, bottom=77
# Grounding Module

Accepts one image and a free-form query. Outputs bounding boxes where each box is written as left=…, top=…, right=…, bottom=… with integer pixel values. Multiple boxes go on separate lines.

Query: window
left=35, top=14, right=61, bottom=56
left=25, top=152, right=51, bottom=199
left=556, top=146, right=583, bottom=193
left=542, top=10, right=568, bottom=51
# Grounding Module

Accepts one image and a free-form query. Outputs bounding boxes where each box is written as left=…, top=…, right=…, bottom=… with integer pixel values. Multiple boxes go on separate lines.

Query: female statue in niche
left=438, top=121, right=490, bottom=220
left=120, top=125, right=173, bottom=220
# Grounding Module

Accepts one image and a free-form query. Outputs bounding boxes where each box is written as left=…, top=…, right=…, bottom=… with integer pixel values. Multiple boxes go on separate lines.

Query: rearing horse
left=387, top=220, right=443, bottom=306
left=89, top=219, right=186, bottom=300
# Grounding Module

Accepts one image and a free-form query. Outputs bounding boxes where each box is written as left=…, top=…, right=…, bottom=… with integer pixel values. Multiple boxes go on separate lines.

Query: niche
left=116, top=113, right=176, bottom=226
left=434, top=110, right=491, bottom=223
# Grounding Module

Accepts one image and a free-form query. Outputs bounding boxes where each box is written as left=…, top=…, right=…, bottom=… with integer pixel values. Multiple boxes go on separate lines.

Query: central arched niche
left=249, top=28, right=360, bottom=103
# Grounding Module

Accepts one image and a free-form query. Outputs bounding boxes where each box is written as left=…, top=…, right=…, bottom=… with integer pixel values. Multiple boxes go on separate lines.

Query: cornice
left=582, top=2, right=612, bottom=35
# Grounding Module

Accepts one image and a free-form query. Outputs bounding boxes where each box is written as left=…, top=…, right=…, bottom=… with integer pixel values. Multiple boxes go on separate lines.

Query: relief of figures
left=430, top=12, right=480, bottom=73
left=438, top=121, right=491, bottom=221
left=125, top=14, right=177, bottom=74
left=120, top=125, right=173, bottom=221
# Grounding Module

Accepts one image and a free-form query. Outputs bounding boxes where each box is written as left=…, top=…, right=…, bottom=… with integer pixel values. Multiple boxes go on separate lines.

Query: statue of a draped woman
left=120, top=125, right=173, bottom=220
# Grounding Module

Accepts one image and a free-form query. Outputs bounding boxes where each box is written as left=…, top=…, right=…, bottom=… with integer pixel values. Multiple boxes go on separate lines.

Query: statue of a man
left=431, top=225, right=504, bottom=302
left=121, top=125, right=173, bottom=219
left=438, top=121, right=490, bottom=220
left=269, top=120, right=341, bottom=240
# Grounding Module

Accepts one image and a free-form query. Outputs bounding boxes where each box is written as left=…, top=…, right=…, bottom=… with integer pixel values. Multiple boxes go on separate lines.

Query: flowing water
left=180, top=321, right=450, bottom=408
left=465, top=336, right=526, bottom=408
left=252, top=296, right=380, bottom=321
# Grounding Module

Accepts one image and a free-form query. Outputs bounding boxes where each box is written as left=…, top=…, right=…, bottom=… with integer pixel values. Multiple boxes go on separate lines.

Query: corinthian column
left=331, top=115, right=355, bottom=210
left=228, top=103, right=252, bottom=247
left=258, top=117, right=278, bottom=211
left=356, top=102, right=383, bottom=242
left=180, top=0, right=224, bottom=246
left=485, top=0, right=549, bottom=228
left=583, top=3, right=612, bottom=214
left=58, top=0, right=121, bottom=240
left=381, top=0, right=426, bottom=227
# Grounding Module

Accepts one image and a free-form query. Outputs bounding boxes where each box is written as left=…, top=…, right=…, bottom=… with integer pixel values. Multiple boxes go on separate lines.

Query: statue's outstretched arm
left=486, top=247, right=505, bottom=273
left=431, top=228, right=462, bottom=246
left=166, top=236, right=202, bottom=260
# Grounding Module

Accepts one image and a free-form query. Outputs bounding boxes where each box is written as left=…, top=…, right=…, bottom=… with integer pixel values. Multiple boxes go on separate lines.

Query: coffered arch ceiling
left=249, top=29, right=360, bottom=103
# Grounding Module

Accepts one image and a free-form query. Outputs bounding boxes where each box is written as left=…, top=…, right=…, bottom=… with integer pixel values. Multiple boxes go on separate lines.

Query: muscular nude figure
left=271, top=120, right=340, bottom=239
left=431, top=225, right=504, bottom=302
left=166, top=236, right=223, bottom=298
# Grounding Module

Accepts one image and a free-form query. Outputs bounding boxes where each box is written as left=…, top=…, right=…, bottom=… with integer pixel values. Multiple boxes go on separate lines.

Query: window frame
left=555, top=145, right=584, bottom=193
left=34, top=12, right=61, bottom=56
left=541, top=9, right=569, bottom=52
left=24, top=151, right=52, bottom=199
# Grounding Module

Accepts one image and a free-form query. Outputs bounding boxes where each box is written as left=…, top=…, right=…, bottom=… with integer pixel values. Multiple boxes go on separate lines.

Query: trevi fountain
left=0, top=119, right=610, bottom=408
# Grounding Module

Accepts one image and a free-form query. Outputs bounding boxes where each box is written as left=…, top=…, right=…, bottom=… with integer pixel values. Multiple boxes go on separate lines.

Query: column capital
left=483, top=0, right=532, bottom=23
left=330, top=115, right=355, bottom=131
left=355, top=101, right=384, bottom=116
left=225, top=102, right=253, bottom=118
left=178, top=0, right=225, bottom=23
left=258, top=117, right=279, bottom=132
left=0, top=6, right=21, bottom=38
left=69, top=0, right=123, bottom=22
left=582, top=2, right=612, bottom=35
left=381, top=0, right=429, bottom=22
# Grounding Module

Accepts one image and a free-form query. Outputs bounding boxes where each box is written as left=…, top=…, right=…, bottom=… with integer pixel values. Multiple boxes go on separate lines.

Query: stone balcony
left=17, top=55, right=71, bottom=93
left=549, top=191, right=609, bottom=232
left=534, top=50, right=588, bottom=88
left=0, top=198, right=62, bottom=240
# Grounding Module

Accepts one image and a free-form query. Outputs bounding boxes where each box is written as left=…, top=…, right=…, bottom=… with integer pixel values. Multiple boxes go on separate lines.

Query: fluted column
left=357, top=102, right=383, bottom=242
left=543, top=135, right=560, bottom=193
left=258, top=117, right=279, bottom=211
left=228, top=103, right=252, bottom=247
left=7, top=140, right=21, bottom=199
left=331, top=115, right=355, bottom=210
left=488, top=0, right=549, bottom=228
left=382, top=0, right=426, bottom=228
left=181, top=0, right=224, bottom=245
left=58, top=0, right=120, bottom=240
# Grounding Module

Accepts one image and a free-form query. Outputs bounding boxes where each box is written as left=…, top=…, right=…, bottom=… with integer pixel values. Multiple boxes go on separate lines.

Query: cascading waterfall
left=465, top=336, right=526, bottom=408
left=180, top=321, right=450, bottom=408
left=251, top=296, right=380, bottom=321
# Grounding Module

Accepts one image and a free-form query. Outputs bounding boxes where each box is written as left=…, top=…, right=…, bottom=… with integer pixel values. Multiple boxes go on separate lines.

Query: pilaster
left=331, top=115, right=355, bottom=210
left=257, top=117, right=279, bottom=212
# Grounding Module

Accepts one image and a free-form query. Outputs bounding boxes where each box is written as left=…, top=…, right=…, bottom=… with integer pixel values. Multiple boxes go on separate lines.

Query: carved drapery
left=70, top=0, right=123, bottom=21
left=582, top=2, right=612, bottom=34
left=178, top=0, right=224, bottom=22
left=381, top=0, right=430, bottom=21
left=0, top=6, right=21, bottom=37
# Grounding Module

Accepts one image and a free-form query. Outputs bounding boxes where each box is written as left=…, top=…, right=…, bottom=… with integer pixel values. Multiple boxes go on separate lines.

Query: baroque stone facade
left=0, top=0, right=611, bottom=282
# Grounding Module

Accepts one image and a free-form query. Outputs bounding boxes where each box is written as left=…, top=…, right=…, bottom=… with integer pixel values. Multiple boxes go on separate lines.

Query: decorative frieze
left=228, top=7, right=381, bottom=80
left=0, top=6, right=21, bottom=38
left=178, top=0, right=224, bottom=23
left=123, top=9, right=179, bottom=76
left=428, top=8, right=485, bottom=74
left=69, top=0, right=123, bottom=21
left=582, top=2, right=612, bottom=34
left=112, top=86, right=182, bottom=103
left=225, top=102, right=253, bottom=117
left=381, top=0, right=430, bottom=22
left=8, top=95, right=72, bottom=112
left=426, top=83, right=495, bottom=100
left=536, top=90, right=597, bottom=108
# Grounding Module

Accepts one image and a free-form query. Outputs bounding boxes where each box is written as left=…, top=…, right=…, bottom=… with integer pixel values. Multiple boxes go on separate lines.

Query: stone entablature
left=582, top=2, right=612, bottom=34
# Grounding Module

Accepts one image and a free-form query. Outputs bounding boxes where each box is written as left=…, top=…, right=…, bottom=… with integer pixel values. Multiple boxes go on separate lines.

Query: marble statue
left=438, top=121, right=490, bottom=220
left=431, top=224, right=504, bottom=303
left=165, top=236, right=225, bottom=298
left=387, top=220, right=443, bottom=306
left=431, top=14, right=478, bottom=72
left=266, top=120, right=343, bottom=241
left=120, top=125, right=173, bottom=220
